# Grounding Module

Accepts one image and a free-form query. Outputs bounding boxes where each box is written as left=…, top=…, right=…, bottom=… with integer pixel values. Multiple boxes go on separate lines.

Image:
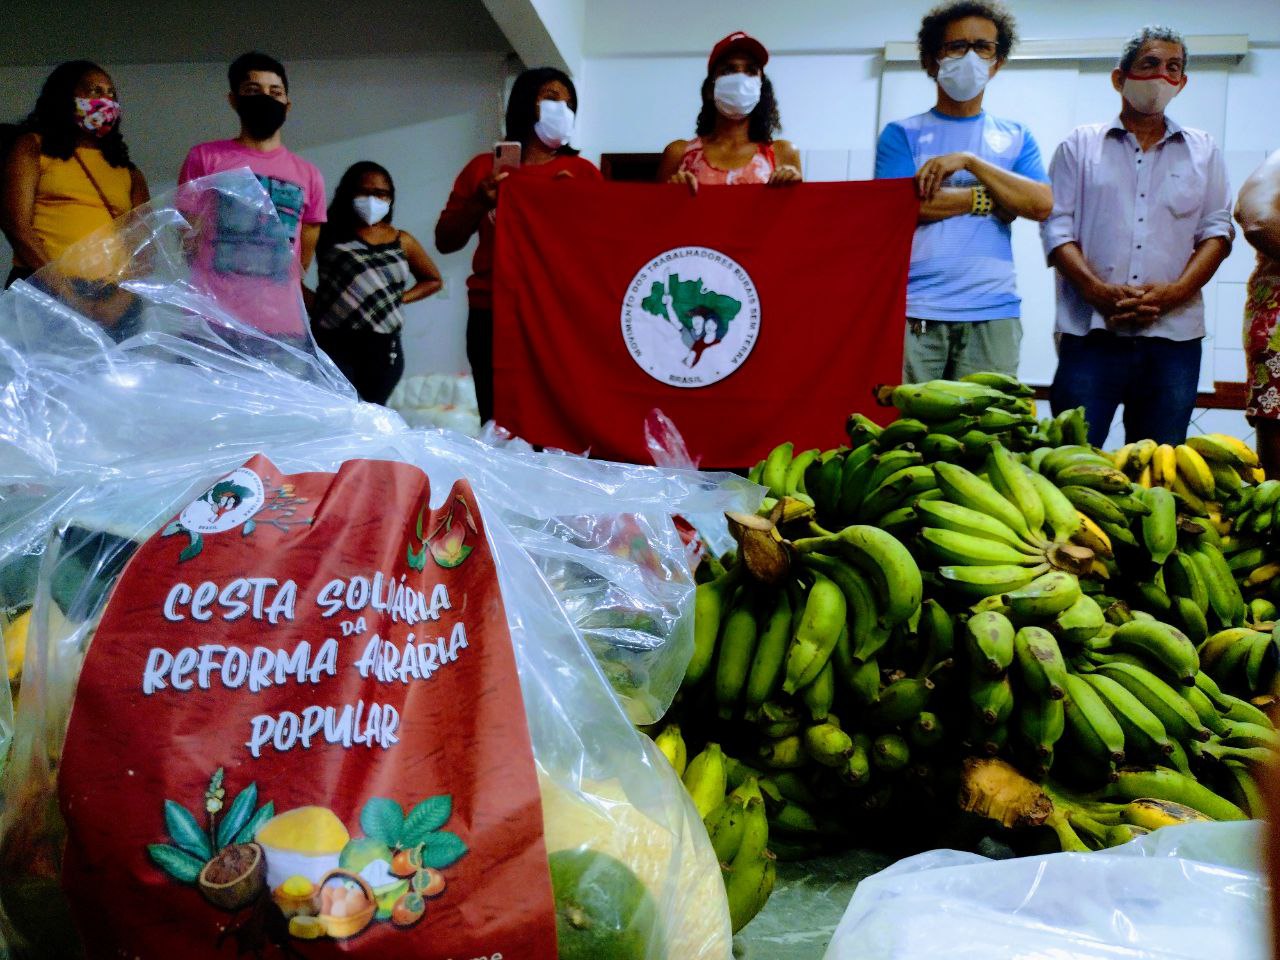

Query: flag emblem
left=620, top=246, right=760, bottom=388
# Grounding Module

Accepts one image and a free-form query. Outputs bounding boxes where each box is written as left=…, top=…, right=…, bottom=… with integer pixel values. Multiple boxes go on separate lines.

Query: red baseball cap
left=708, top=31, right=769, bottom=72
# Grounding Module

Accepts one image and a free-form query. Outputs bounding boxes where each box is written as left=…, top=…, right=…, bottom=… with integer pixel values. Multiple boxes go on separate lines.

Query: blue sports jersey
left=875, top=109, right=1048, bottom=322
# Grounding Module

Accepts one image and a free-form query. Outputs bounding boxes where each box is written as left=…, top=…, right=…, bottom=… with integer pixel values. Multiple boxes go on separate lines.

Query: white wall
left=575, top=0, right=1280, bottom=388
left=0, top=53, right=511, bottom=377
left=583, top=0, right=1280, bottom=54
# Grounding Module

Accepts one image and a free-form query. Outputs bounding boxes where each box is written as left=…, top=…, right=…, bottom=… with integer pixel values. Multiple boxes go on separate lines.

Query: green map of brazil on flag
left=493, top=177, right=918, bottom=467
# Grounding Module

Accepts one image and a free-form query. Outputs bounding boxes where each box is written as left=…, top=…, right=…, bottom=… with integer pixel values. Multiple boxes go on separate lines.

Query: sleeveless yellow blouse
left=26, top=148, right=133, bottom=279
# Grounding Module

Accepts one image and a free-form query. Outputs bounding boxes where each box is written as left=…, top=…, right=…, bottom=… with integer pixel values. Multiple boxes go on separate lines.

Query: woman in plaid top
left=311, top=161, right=442, bottom=403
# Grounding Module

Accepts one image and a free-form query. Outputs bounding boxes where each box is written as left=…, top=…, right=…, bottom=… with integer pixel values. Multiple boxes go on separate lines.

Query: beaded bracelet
left=971, top=184, right=994, bottom=217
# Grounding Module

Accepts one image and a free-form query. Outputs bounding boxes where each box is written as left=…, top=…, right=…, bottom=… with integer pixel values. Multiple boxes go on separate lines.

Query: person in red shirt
left=436, top=67, right=601, bottom=424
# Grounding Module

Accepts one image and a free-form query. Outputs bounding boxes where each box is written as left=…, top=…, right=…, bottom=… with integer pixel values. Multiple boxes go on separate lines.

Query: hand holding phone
left=494, top=141, right=522, bottom=175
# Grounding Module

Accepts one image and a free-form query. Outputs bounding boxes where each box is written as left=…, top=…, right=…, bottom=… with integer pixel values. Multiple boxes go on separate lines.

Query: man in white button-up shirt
left=1041, top=26, right=1234, bottom=446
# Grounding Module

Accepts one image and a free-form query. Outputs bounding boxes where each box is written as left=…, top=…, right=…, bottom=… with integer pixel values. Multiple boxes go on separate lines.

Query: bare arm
left=769, top=139, right=803, bottom=186
left=0, top=133, right=51, bottom=270
left=128, top=167, right=150, bottom=210
left=965, top=153, right=1053, bottom=222
left=1236, top=151, right=1280, bottom=261
left=398, top=231, right=444, bottom=304
left=916, top=151, right=1053, bottom=222
left=656, top=139, right=699, bottom=195
left=918, top=187, right=975, bottom=224
left=298, top=223, right=320, bottom=271
left=655, top=140, right=689, bottom=183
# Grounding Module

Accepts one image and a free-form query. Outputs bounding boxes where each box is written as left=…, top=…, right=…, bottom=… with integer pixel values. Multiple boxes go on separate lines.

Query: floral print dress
left=1245, top=256, right=1280, bottom=419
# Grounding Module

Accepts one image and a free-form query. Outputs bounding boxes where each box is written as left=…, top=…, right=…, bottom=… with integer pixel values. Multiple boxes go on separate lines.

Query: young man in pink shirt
left=178, top=51, right=326, bottom=342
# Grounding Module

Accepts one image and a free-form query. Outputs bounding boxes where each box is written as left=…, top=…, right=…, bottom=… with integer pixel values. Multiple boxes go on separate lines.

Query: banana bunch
left=960, top=757, right=1246, bottom=854
left=1198, top=625, right=1280, bottom=700
left=1114, top=435, right=1261, bottom=521
left=671, top=373, right=1277, bottom=885
left=648, top=736, right=779, bottom=934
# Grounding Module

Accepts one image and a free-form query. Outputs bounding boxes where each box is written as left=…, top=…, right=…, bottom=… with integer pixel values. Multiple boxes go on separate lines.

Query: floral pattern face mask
left=74, top=97, right=121, bottom=137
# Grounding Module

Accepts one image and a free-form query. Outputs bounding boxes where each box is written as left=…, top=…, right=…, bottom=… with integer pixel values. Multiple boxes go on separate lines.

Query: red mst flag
left=492, top=178, right=917, bottom=467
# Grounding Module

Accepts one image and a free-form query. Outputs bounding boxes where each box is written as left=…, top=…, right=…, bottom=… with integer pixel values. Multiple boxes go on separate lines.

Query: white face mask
left=937, top=50, right=993, bottom=103
left=534, top=99, right=575, bottom=149
left=1121, top=75, right=1182, bottom=115
left=353, top=195, right=391, bottom=225
left=713, top=73, right=762, bottom=120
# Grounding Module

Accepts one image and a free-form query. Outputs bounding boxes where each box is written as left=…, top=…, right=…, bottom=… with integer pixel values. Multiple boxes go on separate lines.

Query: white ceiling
left=1, top=0, right=512, bottom=66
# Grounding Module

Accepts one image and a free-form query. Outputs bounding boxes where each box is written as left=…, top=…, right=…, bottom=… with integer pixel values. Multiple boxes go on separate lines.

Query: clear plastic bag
left=643, top=408, right=747, bottom=562
left=0, top=171, right=734, bottom=959
left=823, top=822, right=1269, bottom=960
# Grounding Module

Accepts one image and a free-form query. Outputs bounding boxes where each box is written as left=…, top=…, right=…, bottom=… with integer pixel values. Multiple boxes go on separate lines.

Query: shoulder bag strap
left=72, top=150, right=124, bottom=220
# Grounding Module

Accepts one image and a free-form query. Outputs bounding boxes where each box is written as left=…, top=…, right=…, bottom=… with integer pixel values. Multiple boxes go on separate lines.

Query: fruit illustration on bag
left=255, top=806, right=350, bottom=916
left=146, top=768, right=274, bottom=911
left=147, top=777, right=468, bottom=943
left=408, top=495, right=478, bottom=570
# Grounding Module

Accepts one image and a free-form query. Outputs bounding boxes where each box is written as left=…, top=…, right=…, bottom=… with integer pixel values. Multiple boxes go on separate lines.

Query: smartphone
left=494, top=141, right=522, bottom=175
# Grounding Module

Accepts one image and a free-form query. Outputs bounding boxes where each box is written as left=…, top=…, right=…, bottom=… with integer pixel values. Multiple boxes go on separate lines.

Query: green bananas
left=792, top=525, right=921, bottom=626
left=782, top=573, right=847, bottom=694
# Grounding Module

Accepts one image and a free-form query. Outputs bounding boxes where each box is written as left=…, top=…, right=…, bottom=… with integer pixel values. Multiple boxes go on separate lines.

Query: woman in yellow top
left=1, top=61, right=149, bottom=337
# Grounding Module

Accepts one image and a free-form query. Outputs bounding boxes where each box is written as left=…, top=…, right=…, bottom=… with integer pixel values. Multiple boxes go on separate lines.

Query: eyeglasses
left=940, top=39, right=999, bottom=60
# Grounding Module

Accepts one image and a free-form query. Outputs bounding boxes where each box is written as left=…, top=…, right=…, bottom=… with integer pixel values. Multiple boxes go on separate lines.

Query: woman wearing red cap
left=656, top=32, right=801, bottom=193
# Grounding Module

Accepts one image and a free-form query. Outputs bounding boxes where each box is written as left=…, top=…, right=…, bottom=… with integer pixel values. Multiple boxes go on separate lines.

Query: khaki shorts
left=903, top=317, right=1022, bottom=382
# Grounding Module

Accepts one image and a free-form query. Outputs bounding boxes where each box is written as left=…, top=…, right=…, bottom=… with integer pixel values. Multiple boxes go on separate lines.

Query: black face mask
left=235, top=94, right=287, bottom=139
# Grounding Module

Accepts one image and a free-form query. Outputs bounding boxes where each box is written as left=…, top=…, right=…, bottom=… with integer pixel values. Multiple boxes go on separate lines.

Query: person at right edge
left=1042, top=27, right=1234, bottom=447
left=1236, top=149, right=1280, bottom=476
left=435, top=67, right=601, bottom=426
left=875, top=0, right=1052, bottom=382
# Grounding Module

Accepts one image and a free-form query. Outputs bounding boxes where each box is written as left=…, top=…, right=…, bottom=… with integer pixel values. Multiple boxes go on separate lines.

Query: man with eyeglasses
left=1042, top=26, right=1233, bottom=446
left=876, top=0, right=1052, bottom=382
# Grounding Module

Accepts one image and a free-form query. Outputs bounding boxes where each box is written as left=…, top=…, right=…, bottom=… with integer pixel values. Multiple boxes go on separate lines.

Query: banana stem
left=1067, top=810, right=1113, bottom=846
left=807, top=521, right=837, bottom=538
left=792, top=530, right=843, bottom=553
left=1048, top=815, right=1090, bottom=853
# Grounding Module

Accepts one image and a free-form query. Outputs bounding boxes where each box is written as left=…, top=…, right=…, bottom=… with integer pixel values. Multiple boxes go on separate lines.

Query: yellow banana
left=1171, top=474, right=1210, bottom=517
left=5, top=609, right=29, bottom=684
left=1072, top=512, right=1114, bottom=559
left=1131, top=438, right=1158, bottom=472
left=1244, top=562, right=1280, bottom=591
left=1137, top=464, right=1154, bottom=488
left=1174, top=444, right=1215, bottom=499
left=1186, top=434, right=1253, bottom=469
left=654, top=723, right=688, bottom=777
left=1112, top=443, right=1135, bottom=473
left=1212, top=433, right=1260, bottom=468
left=1152, top=444, right=1177, bottom=489
left=683, top=743, right=728, bottom=818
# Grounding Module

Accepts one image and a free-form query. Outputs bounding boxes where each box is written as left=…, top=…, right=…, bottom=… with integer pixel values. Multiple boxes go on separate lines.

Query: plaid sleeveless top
left=313, top=235, right=412, bottom=334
